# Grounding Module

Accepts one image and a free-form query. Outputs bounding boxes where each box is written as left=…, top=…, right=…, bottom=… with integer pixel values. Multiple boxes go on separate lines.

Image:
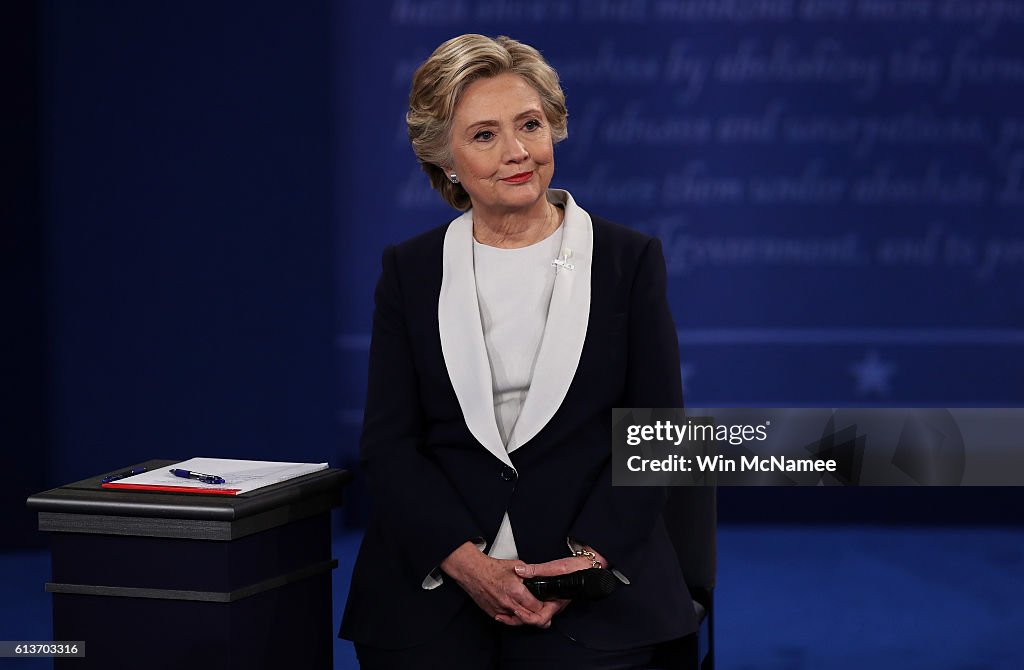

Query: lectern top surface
left=26, top=459, right=350, bottom=521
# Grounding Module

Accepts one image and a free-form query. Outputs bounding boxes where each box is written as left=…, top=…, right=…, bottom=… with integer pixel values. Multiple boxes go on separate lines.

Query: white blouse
left=473, top=225, right=564, bottom=448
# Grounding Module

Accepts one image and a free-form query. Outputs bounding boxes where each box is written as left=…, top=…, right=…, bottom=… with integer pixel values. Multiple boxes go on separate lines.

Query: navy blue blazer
left=340, top=193, right=697, bottom=650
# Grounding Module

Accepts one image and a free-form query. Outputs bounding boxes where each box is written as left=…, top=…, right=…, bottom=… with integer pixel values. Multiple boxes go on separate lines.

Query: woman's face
left=446, top=73, right=555, bottom=217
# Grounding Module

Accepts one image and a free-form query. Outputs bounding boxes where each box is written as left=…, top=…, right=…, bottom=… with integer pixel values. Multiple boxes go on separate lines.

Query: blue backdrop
left=9, top=0, right=1024, bottom=548
left=334, top=1, right=1024, bottom=524
left=338, top=1, right=1024, bottom=415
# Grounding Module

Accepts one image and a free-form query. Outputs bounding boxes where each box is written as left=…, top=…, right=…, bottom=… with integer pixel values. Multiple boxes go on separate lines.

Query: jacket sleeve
left=360, top=245, right=485, bottom=582
left=568, top=237, right=682, bottom=571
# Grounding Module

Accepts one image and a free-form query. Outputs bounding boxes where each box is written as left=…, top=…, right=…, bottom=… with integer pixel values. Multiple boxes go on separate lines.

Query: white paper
left=110, top=458, right=329, bottom=494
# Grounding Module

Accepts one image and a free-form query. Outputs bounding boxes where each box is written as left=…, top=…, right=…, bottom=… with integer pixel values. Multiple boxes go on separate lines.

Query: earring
left=448, top=173, right=459, bottom=184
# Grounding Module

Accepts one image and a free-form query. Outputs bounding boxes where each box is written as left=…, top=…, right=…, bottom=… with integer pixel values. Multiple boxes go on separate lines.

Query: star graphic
left=849, top=350, right=896, bottom=397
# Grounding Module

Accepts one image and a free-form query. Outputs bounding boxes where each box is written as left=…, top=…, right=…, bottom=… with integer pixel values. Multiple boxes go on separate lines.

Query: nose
left=502, top=133, right=529, bottom=163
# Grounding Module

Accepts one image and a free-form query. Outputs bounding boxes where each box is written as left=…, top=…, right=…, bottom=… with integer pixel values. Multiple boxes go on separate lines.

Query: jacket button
left=499, top=466, right=516, bottom=481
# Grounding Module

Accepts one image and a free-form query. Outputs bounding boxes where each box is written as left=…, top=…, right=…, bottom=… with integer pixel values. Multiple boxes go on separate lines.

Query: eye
left=474, top=130, right=494, bottom=142
left=523, top=119, right=542, bottom=131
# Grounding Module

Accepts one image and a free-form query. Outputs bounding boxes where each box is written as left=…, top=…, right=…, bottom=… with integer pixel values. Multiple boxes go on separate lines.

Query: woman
left=340, top=34, right=697, bottom=668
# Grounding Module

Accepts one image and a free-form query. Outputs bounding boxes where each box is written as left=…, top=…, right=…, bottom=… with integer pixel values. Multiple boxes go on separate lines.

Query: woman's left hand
left=520, top=545, right=606, bottom=577
left=508, top=546, right=609, bottom=627
left=515, top=546, right=609, bottom=580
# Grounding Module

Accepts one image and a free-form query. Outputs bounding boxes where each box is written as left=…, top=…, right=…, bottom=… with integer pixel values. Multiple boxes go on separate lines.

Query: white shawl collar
left=438, top=190, right=593, bottom=468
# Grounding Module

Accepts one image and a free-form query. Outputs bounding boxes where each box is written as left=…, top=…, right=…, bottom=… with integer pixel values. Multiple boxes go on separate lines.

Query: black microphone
left=523, top=568, right=619, bottom=601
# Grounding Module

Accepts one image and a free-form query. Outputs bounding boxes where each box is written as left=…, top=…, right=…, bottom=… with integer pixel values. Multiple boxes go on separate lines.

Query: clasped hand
left=440, top=541, right=607, bottom=628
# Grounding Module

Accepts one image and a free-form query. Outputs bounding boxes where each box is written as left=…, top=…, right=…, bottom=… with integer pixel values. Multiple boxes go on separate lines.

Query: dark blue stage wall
left=26, top=2, right=1024, bottom=546
left=38, top=1, right=336, bottom=501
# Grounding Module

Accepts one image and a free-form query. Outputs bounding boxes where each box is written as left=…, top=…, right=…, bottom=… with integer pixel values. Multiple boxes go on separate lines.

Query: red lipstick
left=501, top=171, right=533, bottom=184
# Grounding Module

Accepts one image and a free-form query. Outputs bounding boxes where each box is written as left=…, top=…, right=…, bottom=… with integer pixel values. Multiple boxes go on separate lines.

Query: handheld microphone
left=523, top=568, right=619, bottom=601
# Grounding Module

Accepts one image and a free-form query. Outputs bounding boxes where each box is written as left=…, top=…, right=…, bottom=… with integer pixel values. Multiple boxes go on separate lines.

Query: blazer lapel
left=438, top=211, right=513, bottom=468
left=507, top=190, right=593, bottom=453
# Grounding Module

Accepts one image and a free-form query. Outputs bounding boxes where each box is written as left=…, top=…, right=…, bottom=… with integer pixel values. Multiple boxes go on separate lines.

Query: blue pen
left=101, top=467, right=147, bottom=483
left=169, top=468, right=226, bottom=485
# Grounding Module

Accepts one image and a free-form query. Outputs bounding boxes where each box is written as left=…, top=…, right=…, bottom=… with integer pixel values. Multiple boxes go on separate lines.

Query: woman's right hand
left=440, top=541, right=562, bottom=628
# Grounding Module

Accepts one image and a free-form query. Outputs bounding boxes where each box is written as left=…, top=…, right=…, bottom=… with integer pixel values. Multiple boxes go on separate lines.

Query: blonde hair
left=407, top=34, right=568, bottom=211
